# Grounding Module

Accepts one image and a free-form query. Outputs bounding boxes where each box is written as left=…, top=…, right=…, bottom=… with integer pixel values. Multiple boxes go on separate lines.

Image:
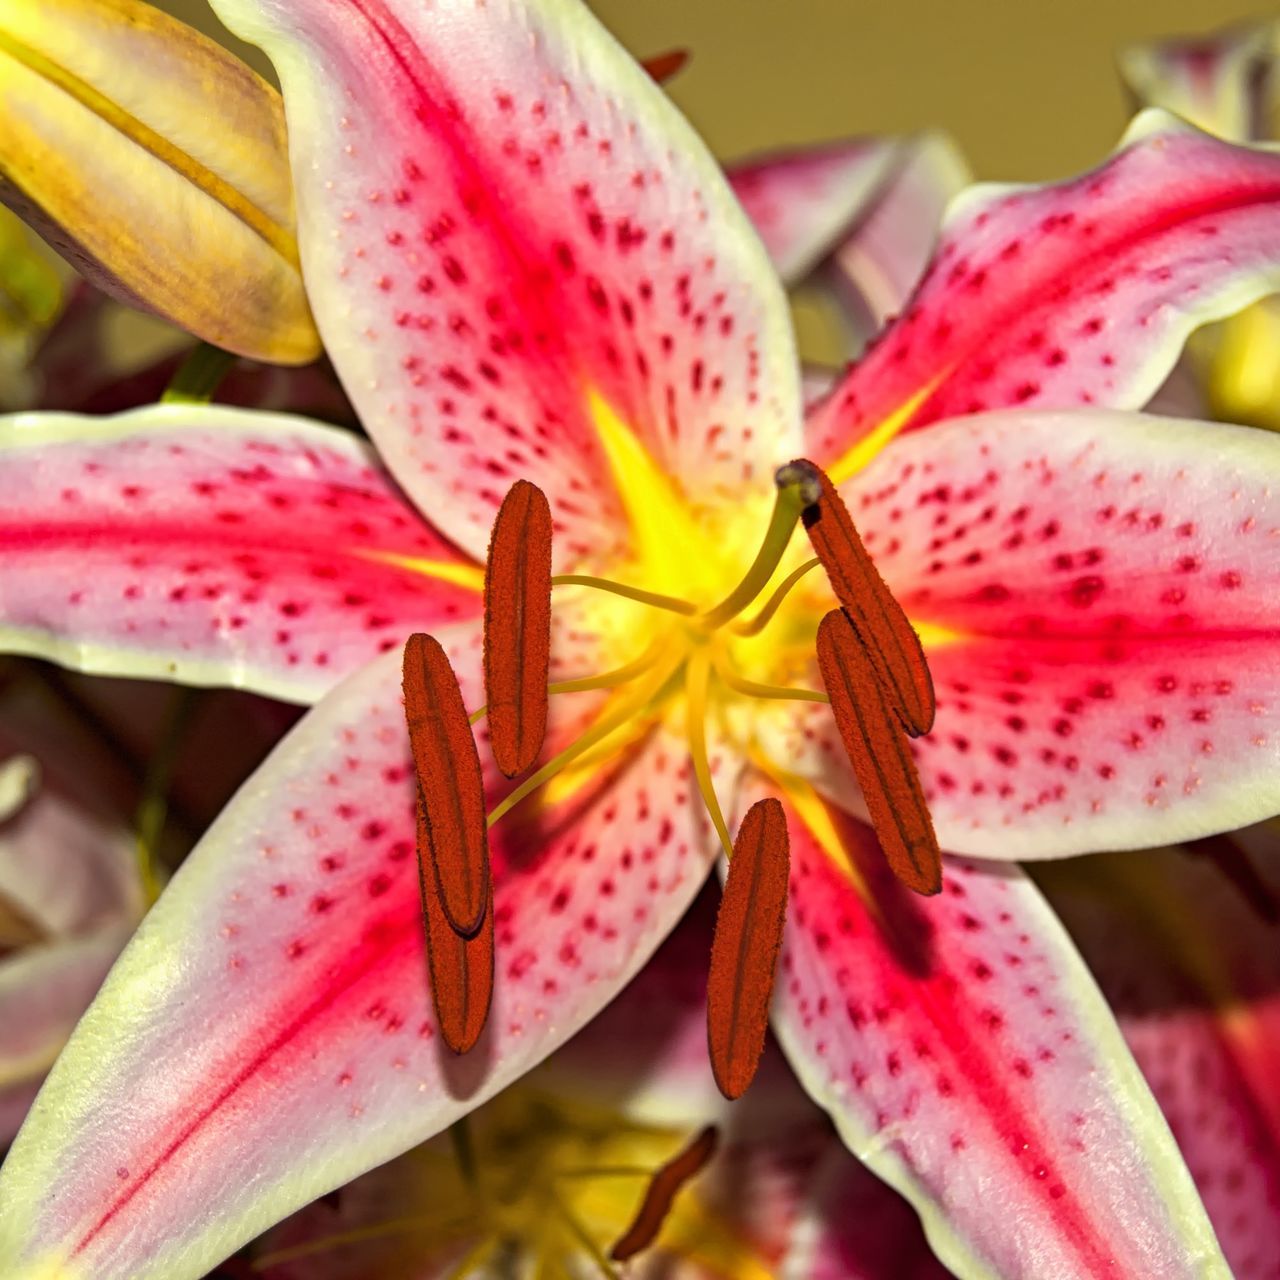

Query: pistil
left=697, top=462, right=822, bottom=631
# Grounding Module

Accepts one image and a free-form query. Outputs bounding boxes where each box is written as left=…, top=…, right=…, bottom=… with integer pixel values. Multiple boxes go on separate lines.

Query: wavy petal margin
left=749, top=780, right=1229, bottom=1279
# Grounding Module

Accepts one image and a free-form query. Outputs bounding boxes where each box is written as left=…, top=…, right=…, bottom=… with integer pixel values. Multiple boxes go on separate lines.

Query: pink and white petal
left=1119, top=22, right=1276, bottom=142
left=0, top=764, right=138, bottom=937
left=0, top=406, right=481, bottom=703
left=1037, top=842, right=1280, bottom=1280
left=824, top=132, right=970, bottom=344
left=1144, top=357, right=1210, bottom=419
left=207, top=0, right=802, bottom=567
left=0, top=626, right=718, bottom=1280
left=725, top=138, right=898, bottom=285
left=766, top=409, right=1280, bottom=857
left=0, top=926, right=133, bottom=1146
left=806, top=111, right=1280, bottom=474
left=752, top=780, right=1230, bottom=1279
left=0, top=677, right=142, bottom=935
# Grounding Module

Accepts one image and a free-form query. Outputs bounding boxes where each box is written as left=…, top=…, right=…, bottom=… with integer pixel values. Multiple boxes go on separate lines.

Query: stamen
left=684, top=649, right=733, bottom=858
left=420, top=794, right=495, bottom=1054
left=486, top=650, right=682, bottom=830
left=404, top=633, right=491, bottom=938
left=707, top=798, right=790, bottom=1100
left=798, top=463, right=935, bottom=737
left=815, top=610, right=942, bottom=896
left=485, top=480, right=553, bottom=778
left=698, top=465, right=821, bottom=630
left=732, top=557, right=820, bottom=637
left=609, top=1126, right=720, bottom=1262
left=551, top=574, right=698, bottom=616
left=716, top=664, right=829, bottom=705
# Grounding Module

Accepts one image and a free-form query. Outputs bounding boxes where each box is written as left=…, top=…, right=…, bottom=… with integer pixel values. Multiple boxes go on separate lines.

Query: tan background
left=157, top=0, right=1270, bottom=179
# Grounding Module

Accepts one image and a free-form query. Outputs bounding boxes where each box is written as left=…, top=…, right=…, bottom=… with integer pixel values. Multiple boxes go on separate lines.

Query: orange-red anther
left=403, top=632, right=491, bottom=938
left=484, top=479, right=553, bottom=779
left=609, top=1125, right=720, bottom=1262
left=706, top=797, right=790, bottom=1101
left=816, top=609, right=942, bottom=896
left=798, top=462, right=935, bottom=737
left=640, top=48, right=691, bottom=84
left=419, top=793, right=495, bottom=1054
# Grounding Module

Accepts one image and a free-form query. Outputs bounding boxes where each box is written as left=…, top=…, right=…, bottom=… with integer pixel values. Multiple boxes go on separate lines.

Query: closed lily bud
left=0, top=0, right=319, bottom=363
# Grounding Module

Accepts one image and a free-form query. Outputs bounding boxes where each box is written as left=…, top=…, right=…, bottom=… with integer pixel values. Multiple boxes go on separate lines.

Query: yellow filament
left=715, top=664, right=828, bottom=705
left=697, top=471, right=812, bottom=631
left=552, top=574, right=697, bottom=615
left=468, top=645, right=662, bottom=725
left=732, top=557, right=820, bottom=636
left=485, top=649, right=683, bottom=829
left=684, top=648, right=733, bottom=858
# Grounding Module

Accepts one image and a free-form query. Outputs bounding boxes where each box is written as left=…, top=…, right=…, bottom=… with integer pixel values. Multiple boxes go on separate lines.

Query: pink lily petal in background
left=1037, top=834, right=1280, bottom=1280
left=0, top=408, right=481, bottom=703
left=807, top=111, right=1280, bottom=469
left=0, top=926, right=133, bottom=1147
left=0, top=623, right=719, bottom=1280
left=764, top=409, right=1280, bottom=857
left=0, top=671, right=144, bottom=1145
left=824, top=133, right=969, bottom=344
left=725, top=137, right=899, bottom=286
left=753, top=780, right=1229, bottom=1279
left=1118, top=21, right=1275, bottom=142
left=209, top=0, right=801, bottom=567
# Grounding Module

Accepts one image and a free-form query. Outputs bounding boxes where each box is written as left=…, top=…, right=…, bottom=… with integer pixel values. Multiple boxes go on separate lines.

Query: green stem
left=161, top=342, right=236, bottom=405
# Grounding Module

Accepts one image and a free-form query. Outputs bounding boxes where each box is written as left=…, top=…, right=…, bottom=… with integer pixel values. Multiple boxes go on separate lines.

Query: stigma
left=404, top=457, right=941, bottom=1093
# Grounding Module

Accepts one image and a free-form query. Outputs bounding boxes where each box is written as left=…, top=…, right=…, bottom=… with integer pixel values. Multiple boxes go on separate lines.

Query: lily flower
left=3, top=2, right=1280, bottom=1277
left=1036, top=826, right=1280, bottom=1280
left=1120, top=19, right=1280, bottom=429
